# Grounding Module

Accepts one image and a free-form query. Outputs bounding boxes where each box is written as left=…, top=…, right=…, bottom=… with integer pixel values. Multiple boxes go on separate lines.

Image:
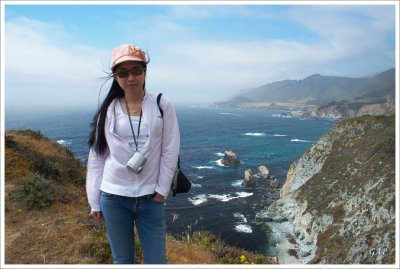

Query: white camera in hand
left=126, top=152, right=147, bottom=174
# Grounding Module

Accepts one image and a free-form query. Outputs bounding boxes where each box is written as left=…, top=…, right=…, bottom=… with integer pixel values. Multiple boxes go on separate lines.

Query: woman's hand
left=152, top=192, right=165, bottom=203
left=89, top=211, right=102, bottom=221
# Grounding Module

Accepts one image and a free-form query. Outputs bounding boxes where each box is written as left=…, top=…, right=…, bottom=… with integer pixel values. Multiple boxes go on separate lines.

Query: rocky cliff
left=256, top=115, right=395, bottom=264
left=291, top=98, right=395, bottom=120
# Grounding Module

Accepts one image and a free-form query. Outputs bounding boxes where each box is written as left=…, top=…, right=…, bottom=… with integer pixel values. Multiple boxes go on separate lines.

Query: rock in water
left=221, top=150, right=240, bottom=166
left=258, top=165, right=270, bottom=179
left=242, top=168, right=255, bottom=187
left=270, top=178, right=279, bottom=189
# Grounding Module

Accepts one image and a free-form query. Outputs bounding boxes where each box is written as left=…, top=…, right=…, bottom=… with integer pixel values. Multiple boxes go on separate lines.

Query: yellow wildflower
left=240, top=255, right=247, bottom=263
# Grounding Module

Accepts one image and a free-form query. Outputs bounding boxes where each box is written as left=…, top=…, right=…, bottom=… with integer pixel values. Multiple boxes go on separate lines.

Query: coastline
left=266, top=221, right=316, bottom=264
left=276, top=238, right=299, bottom=264
left=268, top=222, right=299, bottom=264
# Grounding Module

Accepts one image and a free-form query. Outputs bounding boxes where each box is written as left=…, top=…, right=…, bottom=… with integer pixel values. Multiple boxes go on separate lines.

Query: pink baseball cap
left=111, top=44, right=147, bottom=70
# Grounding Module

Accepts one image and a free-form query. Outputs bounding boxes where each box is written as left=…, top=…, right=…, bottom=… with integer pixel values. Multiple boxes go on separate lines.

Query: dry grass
left=4, top=147, right=34, bottom=180
left=166, top=236, right=215, bottom=264
left=5, top=184, right=97, bottom=264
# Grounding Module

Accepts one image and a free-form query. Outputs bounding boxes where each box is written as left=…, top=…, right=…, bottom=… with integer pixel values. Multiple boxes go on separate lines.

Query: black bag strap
left=157, top=93, right=181, bottom=169
left=157, top=93, right=164, bottom=118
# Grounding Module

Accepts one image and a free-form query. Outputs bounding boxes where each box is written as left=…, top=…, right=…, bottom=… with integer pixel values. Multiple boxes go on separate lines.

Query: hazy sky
left=2, top=1, right=397, bottom=110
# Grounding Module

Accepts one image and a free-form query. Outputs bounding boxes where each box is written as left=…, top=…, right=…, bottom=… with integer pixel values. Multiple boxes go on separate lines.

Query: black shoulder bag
left=157, top=93, right=191, bottom=196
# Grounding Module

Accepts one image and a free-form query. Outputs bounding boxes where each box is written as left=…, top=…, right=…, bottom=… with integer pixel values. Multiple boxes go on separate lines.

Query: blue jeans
left=100, top=191, right=166, bottom=264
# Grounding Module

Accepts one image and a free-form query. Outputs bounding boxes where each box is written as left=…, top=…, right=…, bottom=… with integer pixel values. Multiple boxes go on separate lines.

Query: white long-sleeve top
left=86, top=91, right=180, bottom=211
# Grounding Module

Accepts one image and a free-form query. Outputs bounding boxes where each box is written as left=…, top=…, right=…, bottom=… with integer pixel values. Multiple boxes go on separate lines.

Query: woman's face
left=114, top=61, right=146, bottom=93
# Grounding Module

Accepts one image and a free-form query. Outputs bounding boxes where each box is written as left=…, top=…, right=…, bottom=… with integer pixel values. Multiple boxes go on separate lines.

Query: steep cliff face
left=310, top=99, right=395, bottom=120
left=257, top=115, right=395, bottom=264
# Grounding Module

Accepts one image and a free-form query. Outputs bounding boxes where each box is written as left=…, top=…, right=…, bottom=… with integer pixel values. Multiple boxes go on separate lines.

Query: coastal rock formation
left=258, top=165, right=270, bottom=179
left=357, top=101, right=395, bottom=117
left=257, top=115, right=395, bottom=264
left=270, top=178, right=279, bottom=189
left=221, top=150, right=240, bottom=166
left=241, top=169, right=255, bottom=187
left=312, top=99, right=395, bottom=120
left=286, top=99, right=395, bottom=121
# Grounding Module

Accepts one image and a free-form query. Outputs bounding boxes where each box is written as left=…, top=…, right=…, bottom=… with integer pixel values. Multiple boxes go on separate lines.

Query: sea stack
left=242, top=168, right=255, bottom=187
left=270, top=178, right=279, bottom=189
left=221, top=150, right=240, bottom=166
left=258, top=165, right=270, bottom=179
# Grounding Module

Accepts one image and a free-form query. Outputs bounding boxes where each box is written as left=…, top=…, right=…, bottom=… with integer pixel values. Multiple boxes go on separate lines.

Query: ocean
left=4, top=105, right=334, bottom=255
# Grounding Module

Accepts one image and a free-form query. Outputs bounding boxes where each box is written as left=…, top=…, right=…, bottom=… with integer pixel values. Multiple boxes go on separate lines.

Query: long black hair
left=88, top=61, right=147, bottom=154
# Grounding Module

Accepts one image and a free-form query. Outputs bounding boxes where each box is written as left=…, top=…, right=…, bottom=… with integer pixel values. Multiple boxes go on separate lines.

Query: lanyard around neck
left=124, top=98, right=143, bottom=152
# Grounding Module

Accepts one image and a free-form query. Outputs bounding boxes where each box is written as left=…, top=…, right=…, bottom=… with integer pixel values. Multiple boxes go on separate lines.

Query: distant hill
left=353, top=68, right=396, bottom=102
left=230, top=74, right=367, bottom=105
left=213, top=68, right=395, bottom=119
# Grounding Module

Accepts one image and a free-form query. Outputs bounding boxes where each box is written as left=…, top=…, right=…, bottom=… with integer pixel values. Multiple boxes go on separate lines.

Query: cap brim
left=112, top=55, right=145, bottom=69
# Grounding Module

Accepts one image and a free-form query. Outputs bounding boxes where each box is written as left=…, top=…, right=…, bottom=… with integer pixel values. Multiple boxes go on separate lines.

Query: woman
left=86, top=44, right=180, bottom=264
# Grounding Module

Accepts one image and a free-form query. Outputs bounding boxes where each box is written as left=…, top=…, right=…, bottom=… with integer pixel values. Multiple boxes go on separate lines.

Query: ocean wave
left=219, top=112, right=239, bottom=116
left=236, top=192, right=253, bottom=198
left=234, top=224, right=253, bottom=233
left=209, top=194, right=237, bottom=202
left=188, top=192, right=253, bottom=206
left=233, top=212, right=247, bottom=223
left=194, top=166, right=215, bottom=170
left=273, top=134, right=288, bottom=137
left=231, top=180, right=243, bottom=187
left=188, top=194, right=208, bottom=206
left=214, top=159, right=225, bottom=167
left=191, top=183, right=202, bottom=188
left=233, top=212, right=252, bottom=233
left=57, top=139, right=72, bottom=146
left=291, top=139, right=312, bottom=143
left=214, top=152, right=225, bottom=157
left=244, top=132, right=266, bottom=136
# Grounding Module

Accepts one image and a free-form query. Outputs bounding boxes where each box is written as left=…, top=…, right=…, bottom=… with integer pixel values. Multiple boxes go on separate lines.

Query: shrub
left=27, top=151, right=60, bottom=179
left=87, top=241, right=112, bottom=264
left=192, top=231, right=217, bottom=247
left=21, top=173, right=55, bottom=209
left=11, top=129, right=44, bottom=140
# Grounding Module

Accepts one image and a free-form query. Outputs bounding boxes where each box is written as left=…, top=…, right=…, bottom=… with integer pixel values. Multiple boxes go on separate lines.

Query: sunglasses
left=114, top=66, right=146, bottom=78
